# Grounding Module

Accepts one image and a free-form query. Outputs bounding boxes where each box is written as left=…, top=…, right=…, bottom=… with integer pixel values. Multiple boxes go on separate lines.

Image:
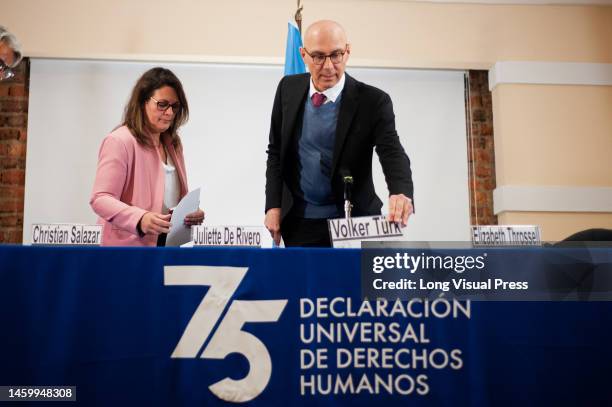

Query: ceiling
left=407, top=0, right=612, bottom=4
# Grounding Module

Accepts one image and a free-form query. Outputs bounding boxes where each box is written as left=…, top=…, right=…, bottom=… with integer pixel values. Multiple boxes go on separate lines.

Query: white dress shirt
left=308, top=73, right=346, bottom=104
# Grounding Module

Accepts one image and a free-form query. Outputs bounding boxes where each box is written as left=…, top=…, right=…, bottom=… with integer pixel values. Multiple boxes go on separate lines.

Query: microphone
left=341, top=171, right=353, bottom=219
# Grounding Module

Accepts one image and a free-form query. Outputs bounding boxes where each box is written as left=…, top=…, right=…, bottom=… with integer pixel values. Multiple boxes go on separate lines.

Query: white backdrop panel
left=25, top=59, right=469, bottom=243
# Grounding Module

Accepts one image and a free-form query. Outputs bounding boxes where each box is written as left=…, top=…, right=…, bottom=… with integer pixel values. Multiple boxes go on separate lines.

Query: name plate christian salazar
left=328, top=216, right=405, bottom=248
left=192, top=225, right=269, bottom=247
left=31, top=224, right=102, bottom=245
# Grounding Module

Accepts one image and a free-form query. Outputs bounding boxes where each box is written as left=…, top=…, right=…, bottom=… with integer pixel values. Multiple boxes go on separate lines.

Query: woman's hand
left=139, top=212, right=172, bottom=235
left=184, top=208, right=205, bottom=226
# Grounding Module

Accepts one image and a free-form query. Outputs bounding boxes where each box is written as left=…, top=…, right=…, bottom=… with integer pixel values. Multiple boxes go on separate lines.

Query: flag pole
left=285, top=0, right=307, bottom=75
left=295, top=0, right=303, bottom=34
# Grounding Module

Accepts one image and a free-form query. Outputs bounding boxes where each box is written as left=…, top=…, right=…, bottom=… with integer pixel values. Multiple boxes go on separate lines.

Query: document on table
left=165, top=188, right=200, bottom=247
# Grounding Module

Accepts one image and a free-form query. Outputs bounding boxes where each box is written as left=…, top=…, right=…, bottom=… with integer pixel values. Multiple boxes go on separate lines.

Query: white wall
left=24, top=59, right=469, bottom=243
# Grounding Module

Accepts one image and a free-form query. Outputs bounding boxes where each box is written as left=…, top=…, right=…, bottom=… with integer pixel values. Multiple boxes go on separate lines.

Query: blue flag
left=284, top=21, right=306, bottom=76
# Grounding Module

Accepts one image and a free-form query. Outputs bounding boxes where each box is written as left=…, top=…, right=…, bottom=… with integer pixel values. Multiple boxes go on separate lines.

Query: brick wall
left=467, top=70, right=497, bottom=226
left=0, top=58, right=29, bottom=243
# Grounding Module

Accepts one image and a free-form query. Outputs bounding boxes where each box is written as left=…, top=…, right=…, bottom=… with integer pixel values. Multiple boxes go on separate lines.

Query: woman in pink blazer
left=90, top=67, right=204, bottom=246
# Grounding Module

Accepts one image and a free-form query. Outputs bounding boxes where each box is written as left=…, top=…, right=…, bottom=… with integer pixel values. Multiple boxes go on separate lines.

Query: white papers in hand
left=165, top=188, right=200, bottom=247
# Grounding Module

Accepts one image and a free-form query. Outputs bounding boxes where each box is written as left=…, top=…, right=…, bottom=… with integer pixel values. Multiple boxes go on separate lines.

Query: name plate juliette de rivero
left=191, top=225, right=268, bottom=247
left=31, top=224, right=102, bottom=245
left=328, top=216, right=405, bottom=248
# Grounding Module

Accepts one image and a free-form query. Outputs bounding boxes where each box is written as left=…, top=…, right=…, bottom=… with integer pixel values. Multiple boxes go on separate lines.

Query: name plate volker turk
left=328, top=216, right=405, bottom=248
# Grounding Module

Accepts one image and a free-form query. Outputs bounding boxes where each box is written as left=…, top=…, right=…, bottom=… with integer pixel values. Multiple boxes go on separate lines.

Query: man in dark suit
left=265, top=20, right=414, bottom=247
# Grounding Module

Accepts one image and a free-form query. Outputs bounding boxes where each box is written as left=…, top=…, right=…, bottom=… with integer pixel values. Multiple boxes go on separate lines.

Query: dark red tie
left=311, top=92, right=327, bottom=108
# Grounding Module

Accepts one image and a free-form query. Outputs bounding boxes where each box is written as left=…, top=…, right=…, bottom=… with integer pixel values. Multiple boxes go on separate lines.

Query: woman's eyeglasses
left=150, top=96, right=181, bottom=113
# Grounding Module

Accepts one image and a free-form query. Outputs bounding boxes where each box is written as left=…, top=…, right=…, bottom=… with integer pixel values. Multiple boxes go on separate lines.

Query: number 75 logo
left=164, top=266, right=288, bottom=403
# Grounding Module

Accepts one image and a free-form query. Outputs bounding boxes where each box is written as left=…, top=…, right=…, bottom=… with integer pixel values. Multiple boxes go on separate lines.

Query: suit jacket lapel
left=281, top=74, right=310, bottom=164
left=331, top=73, right=358, bottom=177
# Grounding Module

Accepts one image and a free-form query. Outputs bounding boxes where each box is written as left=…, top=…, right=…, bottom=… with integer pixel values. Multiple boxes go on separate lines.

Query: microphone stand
left=343, top=176, right=353, bottom=219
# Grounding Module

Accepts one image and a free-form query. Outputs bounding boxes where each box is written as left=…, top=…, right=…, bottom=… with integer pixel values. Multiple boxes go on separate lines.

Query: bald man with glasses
left=265, top=20, right=414, bottom=247
left=0, top=26, right=23, bottom=81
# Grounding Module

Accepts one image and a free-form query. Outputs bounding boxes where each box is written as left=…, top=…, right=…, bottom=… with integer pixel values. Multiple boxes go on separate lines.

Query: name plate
left=192, top=225, right=266, bottom=247
left=328, top=216, right=405, bottom=248
left=471, top=225, right=541, bottom=247
left=31, top=224, right=102, bottom=246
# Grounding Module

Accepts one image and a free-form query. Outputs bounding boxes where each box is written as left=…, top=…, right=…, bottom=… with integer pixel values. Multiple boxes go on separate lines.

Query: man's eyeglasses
left=0, top=59, right=15, bottom=81
left=303, top=46, right=348, bottom=65
left=150, top=96, right=181, bottom=113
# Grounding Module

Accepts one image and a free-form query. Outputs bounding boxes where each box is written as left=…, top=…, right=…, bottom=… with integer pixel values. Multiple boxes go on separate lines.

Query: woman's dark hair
left=122, top=67, right=189, bottom=148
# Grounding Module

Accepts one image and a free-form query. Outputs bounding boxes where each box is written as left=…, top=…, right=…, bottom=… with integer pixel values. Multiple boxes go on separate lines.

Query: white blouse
left=162, top=151, right=180, bottom=214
